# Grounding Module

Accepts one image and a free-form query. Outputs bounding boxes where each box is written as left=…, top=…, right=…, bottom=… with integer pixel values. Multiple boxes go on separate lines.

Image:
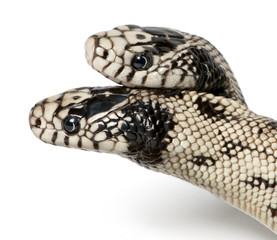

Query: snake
left=29, top=25, right=277, bottom=234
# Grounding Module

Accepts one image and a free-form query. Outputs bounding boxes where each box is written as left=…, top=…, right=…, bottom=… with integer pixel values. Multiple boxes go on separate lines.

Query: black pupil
left=63, top=116, right=80, bottom=134
left=134, top=56, right=146, bottom=69
left=133, top=55, right=146, bottom=69
left=132, top=53, right=152, bottom=70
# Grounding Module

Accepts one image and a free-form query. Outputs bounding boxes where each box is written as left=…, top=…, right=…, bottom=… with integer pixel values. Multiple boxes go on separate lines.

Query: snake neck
left=150, top=92, right=277, bottom=232
left=158, top=42, right=244, bottom=104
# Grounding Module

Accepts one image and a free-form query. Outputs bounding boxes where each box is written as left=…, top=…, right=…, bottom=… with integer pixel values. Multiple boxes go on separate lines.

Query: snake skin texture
left=29, top=26, right=277, bottom=234
left=85, top=25, right=246, bottom=104
left=29, top=86, right=277, bottom=233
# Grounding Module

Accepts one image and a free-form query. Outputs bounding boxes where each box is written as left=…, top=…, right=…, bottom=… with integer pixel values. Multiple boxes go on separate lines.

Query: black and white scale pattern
left=28, top=25, right=277, bottom=234
left=85, top=25, right=246, bottom=104
left=30, top=86, right=277, bottom=233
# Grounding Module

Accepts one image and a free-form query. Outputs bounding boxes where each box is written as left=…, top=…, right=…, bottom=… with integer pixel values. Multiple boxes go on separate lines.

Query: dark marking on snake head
left=152, top=37, right=186, bottom=54
left=85, top=94, right=128, bottom=119
left=52, top=131, right=57, bottom=144
left=125, top=25, right=142, bottom=30
left=64, top=136, right=69, bottom=146
left=95, top=123, right=106, bottom=133
left=115, top=65, right=125, bottom=78
left=93, top=142, right=99, bottom=150
left=136, top=34, right=146, bottom=40
left=103, top=49, right=108, bottom=59
left=142, top=27, right=184, bottom=39
left=68, top=107, right=87, bottom=118
left=141, top=46, right=160, bottom=56
left=141, top=75, right=147, bottom=85
left=126, top=70, right=135, bottom=82
left=78, top=139, right=82, bottom=148
left=73, top=96, right=81, bottom=100
left=171, top=61, right=178, bottom=69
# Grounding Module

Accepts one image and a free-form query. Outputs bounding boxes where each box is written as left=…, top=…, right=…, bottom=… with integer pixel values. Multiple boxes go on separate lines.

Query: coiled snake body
left=29, top=25, right=277, bottom=234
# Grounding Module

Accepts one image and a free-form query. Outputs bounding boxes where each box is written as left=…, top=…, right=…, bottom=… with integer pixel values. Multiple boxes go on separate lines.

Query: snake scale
left=29, top=25, right=277, bottom=234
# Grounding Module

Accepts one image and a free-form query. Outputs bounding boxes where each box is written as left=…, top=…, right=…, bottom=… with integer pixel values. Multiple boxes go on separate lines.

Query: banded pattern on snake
left=29, top=25, right=277, bottom=234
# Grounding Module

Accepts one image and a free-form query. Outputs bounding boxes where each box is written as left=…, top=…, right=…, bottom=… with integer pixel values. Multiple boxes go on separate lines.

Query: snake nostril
left=35, top=118, right=41, bottom=127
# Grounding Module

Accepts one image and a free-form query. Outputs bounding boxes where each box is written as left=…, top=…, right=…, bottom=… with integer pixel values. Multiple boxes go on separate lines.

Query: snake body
left=29, top=25, right=277, bottom=234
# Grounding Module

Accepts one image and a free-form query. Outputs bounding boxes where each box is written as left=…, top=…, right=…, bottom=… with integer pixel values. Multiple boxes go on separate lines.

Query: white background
left=1, top=0, right=277, bottom=239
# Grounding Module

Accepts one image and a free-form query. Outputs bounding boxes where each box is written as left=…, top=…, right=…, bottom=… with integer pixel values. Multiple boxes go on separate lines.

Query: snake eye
left=63, top=116, right=81, bottom=134
left=131, top=53, right=153, bottom=70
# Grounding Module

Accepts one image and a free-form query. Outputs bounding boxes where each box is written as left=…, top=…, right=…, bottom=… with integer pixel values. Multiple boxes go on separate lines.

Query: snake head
left=29, top=86, right=177, bottom=168
left=85, top=25, right=189, bottom=88
left=84, top=25, right=245, bottom=104
left=29, top=88, right=95, bottom=150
